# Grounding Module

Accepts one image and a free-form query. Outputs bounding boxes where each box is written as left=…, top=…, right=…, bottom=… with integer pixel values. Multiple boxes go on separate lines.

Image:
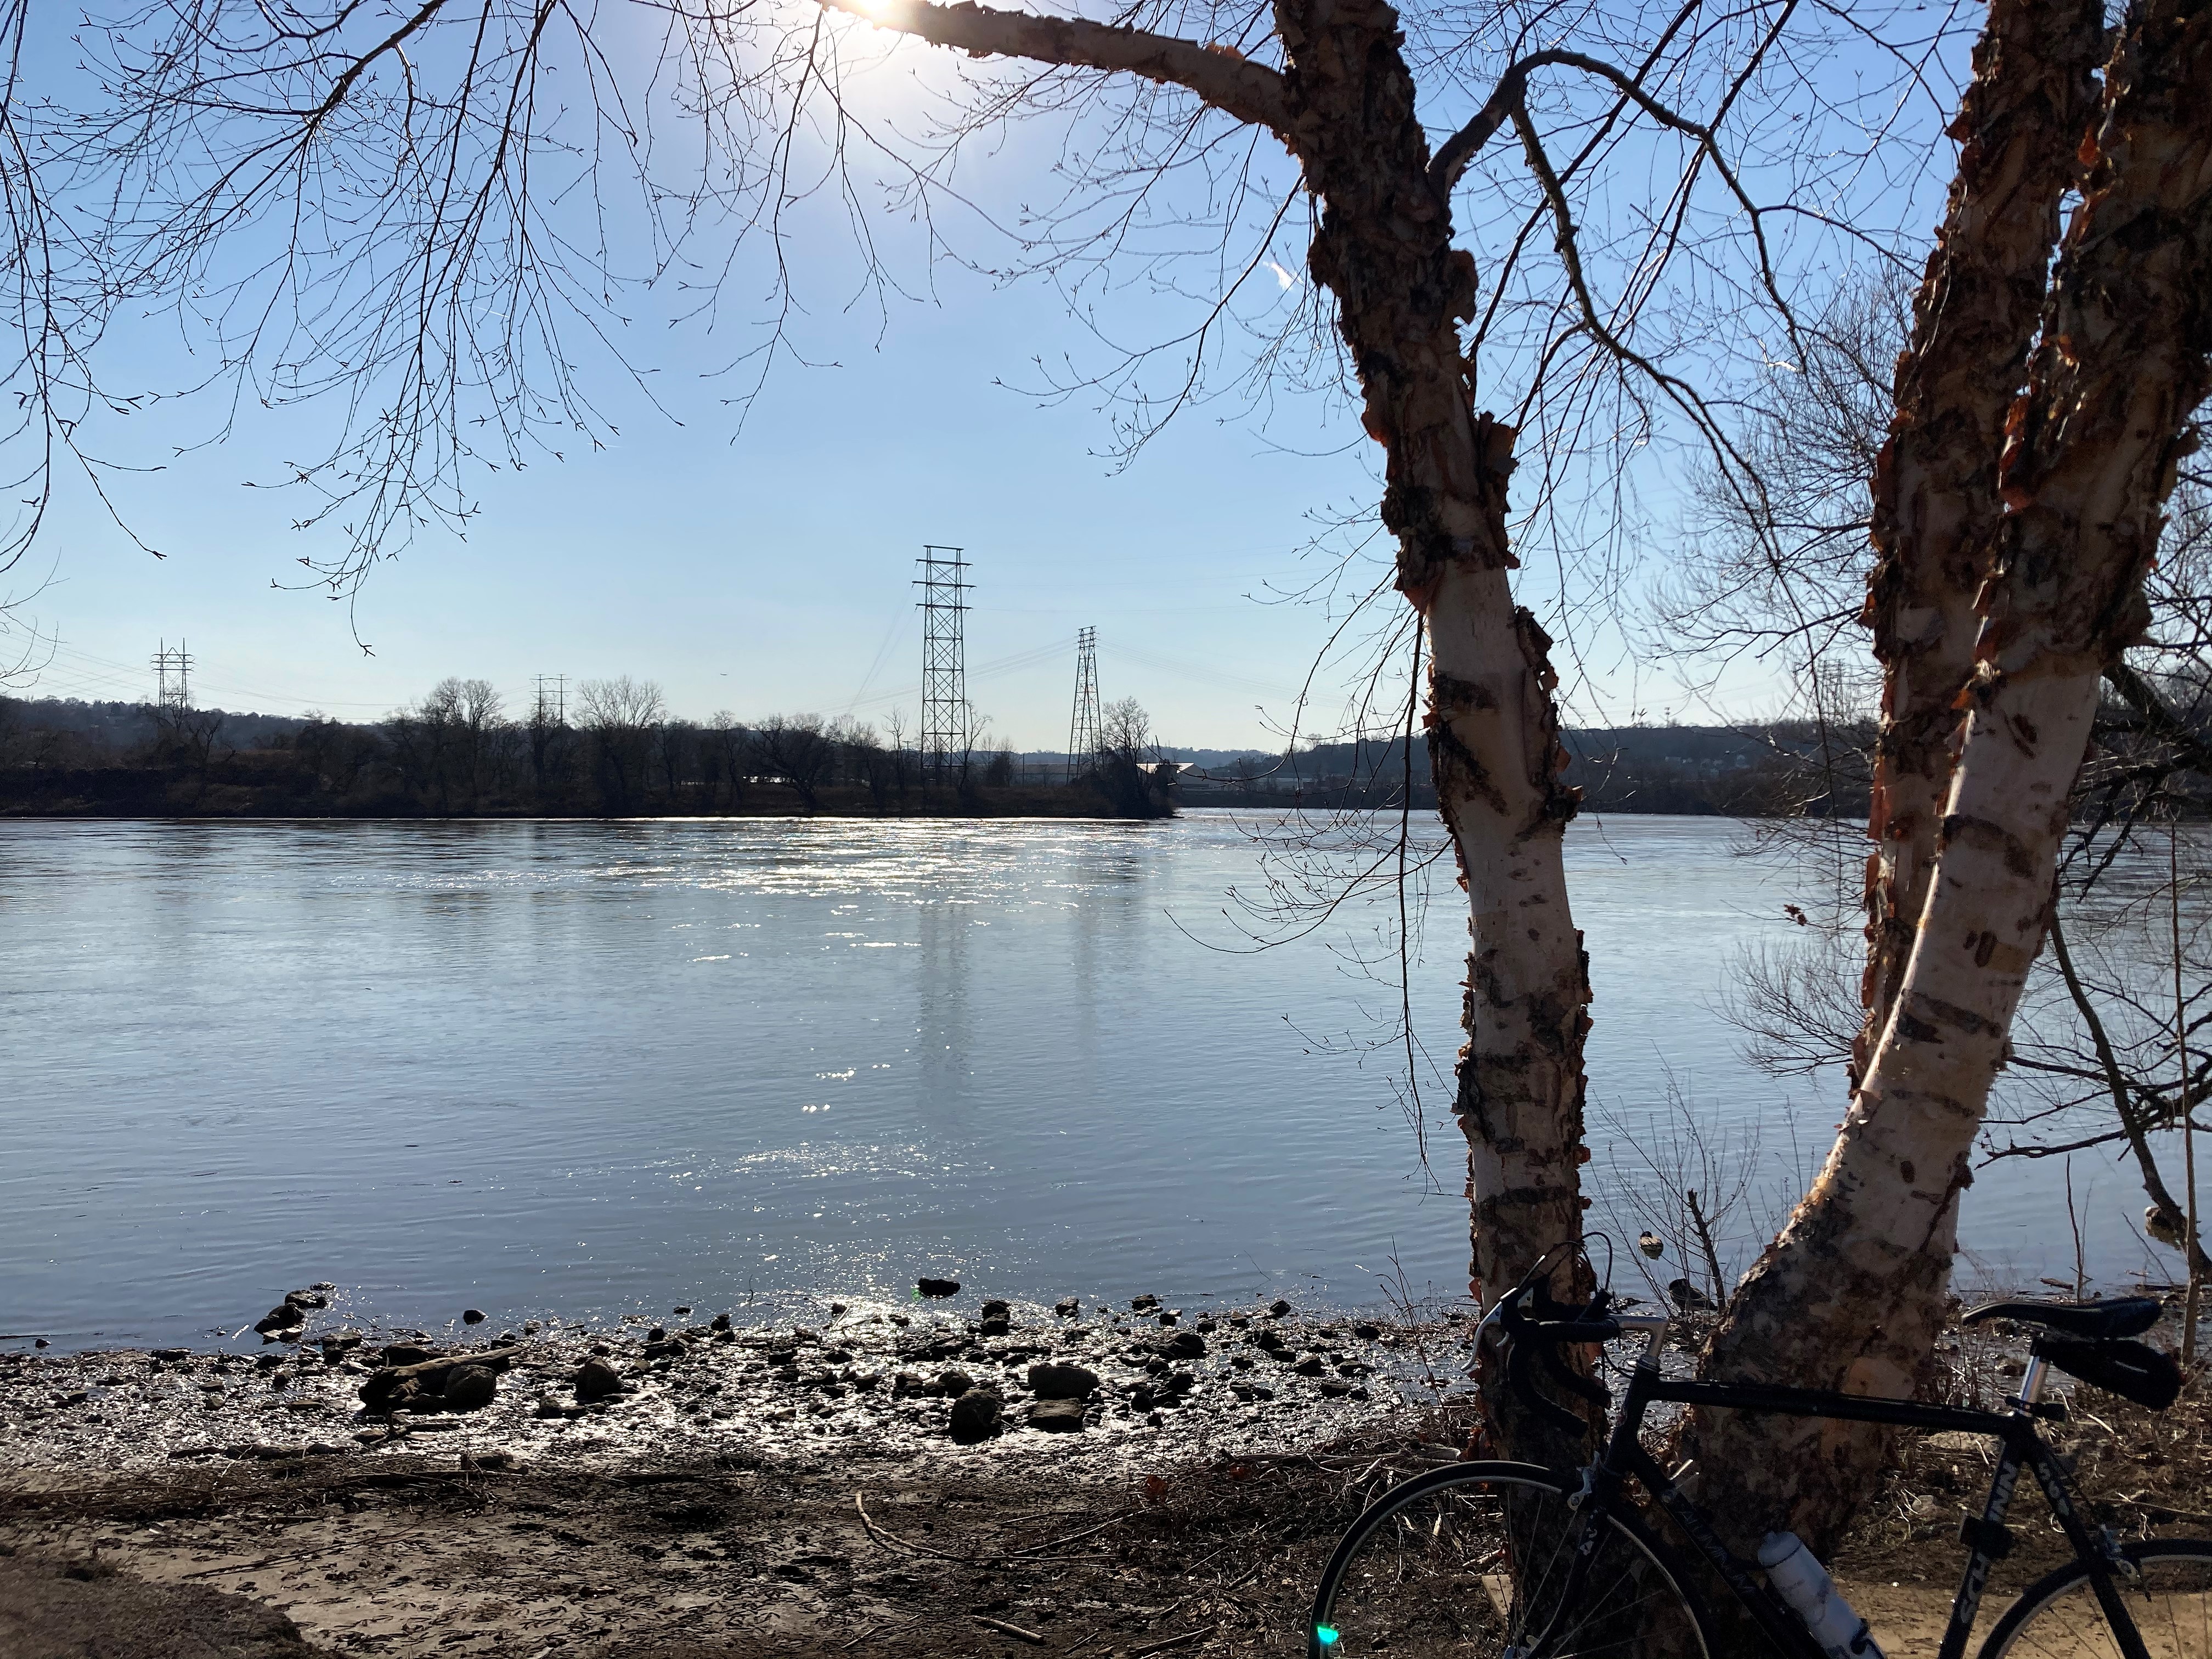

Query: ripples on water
left=0, top=814, right=2177, bottom=1350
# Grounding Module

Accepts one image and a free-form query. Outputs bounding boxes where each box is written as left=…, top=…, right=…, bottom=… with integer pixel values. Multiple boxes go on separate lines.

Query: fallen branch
left=855, top=1491, right=1130, bottom=1564
left=1128, top=1627, right=1220, bottom=1658
left=973, top=1614, right=1048, bottom=1645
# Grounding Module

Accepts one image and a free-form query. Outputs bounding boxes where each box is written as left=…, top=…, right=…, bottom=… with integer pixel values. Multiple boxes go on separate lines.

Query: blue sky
left=1, top=4, right=1912, bottom=748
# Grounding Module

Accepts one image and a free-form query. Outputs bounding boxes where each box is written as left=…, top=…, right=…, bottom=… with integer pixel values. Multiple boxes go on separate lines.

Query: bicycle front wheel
left=1307, top=1460, right=1713, bottom=1658
left=1979, top=1539, right=2212, bottom=1657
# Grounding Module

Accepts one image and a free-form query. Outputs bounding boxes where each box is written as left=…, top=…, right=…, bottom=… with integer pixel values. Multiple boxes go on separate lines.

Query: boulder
left=1029, top=1399, right=1087, bottom=1433
left=949, top=1389, right=1002, bottom=1443
left=1162, top=1331, right=1206, bottom=1361
left=917, top=1277, right=961, bottom=1299
left=979, top=1299, right=1011, bottom=1319
left=1352, top=1322, right=1381, bottom=1340
left=1053, top=1297, right=1080, bottom=1318
left=1269, top=1299, right=1293, bottom=1317
left=461, top=1309, right=487, bottom=1325
left=935, top=1369, right=975, bottom=1397
left=252, top=1306, right=304, bottom=1336
left=1130, top=1294, right=1161, bottom=1312
left=710, top=1313, right=732, bottom=1331
left=442, top=1365, right=498, bottom=1412
left=1028, top=1363, right=1099, bottom=1400
left=383, top=1343, right=440, bottom=1368
left=573, top=1358, right=624, bottom=1402
left=1293, top=1353, right=1325, bottom=1377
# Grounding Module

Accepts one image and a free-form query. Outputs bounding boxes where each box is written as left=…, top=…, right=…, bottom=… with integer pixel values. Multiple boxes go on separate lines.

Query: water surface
left=0, top=814, right=2168, bottom=1350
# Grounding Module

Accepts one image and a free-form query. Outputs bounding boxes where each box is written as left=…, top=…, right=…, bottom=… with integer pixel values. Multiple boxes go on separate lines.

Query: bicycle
left=1307, top=1246, right=2204, bottom=1657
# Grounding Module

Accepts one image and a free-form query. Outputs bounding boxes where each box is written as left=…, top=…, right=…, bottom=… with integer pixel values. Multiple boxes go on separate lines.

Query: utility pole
left=532, top=674, right=567, bottom=724
left=915, top=546, right=971, bottom=780
left=151, top=639, right=193, bottom=713
left=1066, top=626, right=1101, bottom=781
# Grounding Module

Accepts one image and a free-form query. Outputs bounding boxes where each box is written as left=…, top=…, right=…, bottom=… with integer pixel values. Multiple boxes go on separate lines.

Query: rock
left=462, top=1309, right=487, bottom=1325
left=1029, top=1398, right=1087, bottom=1432
left=1269, top=1299, right=1292, bottom=1317
left=1319, top=1380, right=1354, bottom=1398
left=711, top=1313, right=732, bottom=1331
left=978, top=1314, right=1011, bottom=1337
left=574, top=1358, right=624, bottom=1402
left=1667, top=1279, right=1714, bottom=1312
left=253, top=1305, right=304, bottom=1335
left=1054, top=1297, right=1080, bottom=1317
left=284, top=1290, right=328, bottom=1312
left=1293, top=1354, right=1325, bottom=1377
left=1352, top=1322, right=1381, bottom=1340
left=534, top=1394, right=565, bottom=1419
left=383, top=1343, right=439, bottom=1367
left=646, top=1326, right=667, bottom=1342
left=1163, top=1330, right=1206, bottom=1361
left=1027, top=1363, right=1099, bottom=1400
left=918, top=1277, right=961, bottom=1298
left=1230, top=1381, right=1275, bottom=1403
left=949, top=1389, right=1002, bottom=1443
left=1130, top=1294, right=1161, bottom=1312
left=151, top=1348, right=191, bottom=1363
left=979, top=1299, right=1011, bottom=1319
left=673, top=1305, right=692, bottom=1315
left=1252, top=1329, right=1286, bottom=1352
left=936, top=1369, right=976, bottom=1397
left=1157, top=1311, right=1177, bottom=1327
left=442, top=1365, right=498, bottom=1412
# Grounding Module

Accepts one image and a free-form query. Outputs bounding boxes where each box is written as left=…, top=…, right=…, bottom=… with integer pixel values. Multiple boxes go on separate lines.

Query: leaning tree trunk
left=1688, top=0, right=2212, bottom=1555
left=1854, top=0, right=2106, bottom=1082
left=1283, top=0, right=1593, bottom=1460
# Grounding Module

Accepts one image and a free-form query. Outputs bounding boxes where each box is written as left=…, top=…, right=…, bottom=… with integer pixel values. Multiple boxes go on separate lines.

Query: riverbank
left=3, top=1294, right=2205, bottom=1657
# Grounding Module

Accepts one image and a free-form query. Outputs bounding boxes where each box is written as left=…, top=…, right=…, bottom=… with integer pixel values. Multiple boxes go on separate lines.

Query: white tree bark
left=1691, top=0, right=2212, bottom=1549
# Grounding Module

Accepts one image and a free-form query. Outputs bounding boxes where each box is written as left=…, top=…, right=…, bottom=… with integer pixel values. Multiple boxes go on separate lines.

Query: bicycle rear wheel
left=1307, top=1460, right=1712, bottom=1658
left=1978, top=1539, right=2212, bottom=1657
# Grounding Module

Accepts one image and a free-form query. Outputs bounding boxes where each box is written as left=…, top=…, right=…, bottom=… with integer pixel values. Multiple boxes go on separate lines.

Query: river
left=0, top=813, right=2186, bottom=1351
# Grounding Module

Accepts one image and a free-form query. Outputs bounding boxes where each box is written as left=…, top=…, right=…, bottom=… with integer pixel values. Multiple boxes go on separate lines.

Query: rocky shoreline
left=0, top=1284, right=1453, bottom=1486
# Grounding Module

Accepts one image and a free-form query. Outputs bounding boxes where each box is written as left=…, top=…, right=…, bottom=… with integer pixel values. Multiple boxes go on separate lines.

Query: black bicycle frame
left=1552, top=1350, right=2154, bottom=1659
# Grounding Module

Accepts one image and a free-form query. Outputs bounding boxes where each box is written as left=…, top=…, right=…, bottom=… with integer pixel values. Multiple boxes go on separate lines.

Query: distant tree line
left=0, top=679, right=1173, bottom=819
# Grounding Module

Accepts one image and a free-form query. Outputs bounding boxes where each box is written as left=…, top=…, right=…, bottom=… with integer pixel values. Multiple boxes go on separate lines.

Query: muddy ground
left=2, top=1295, right=2205, bottom=1657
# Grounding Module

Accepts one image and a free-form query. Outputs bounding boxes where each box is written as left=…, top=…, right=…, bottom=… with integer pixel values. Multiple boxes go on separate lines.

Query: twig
left=855, top=1492, right=970, bottom=1561
left=1128, top=1627, right=1219, bottom=1658
left=1004, top=1511, right=1132, bottom=1558
left=974, top=1615, right=1047, bottom=1645
left=856, top=1491, right=1129, bottom=1564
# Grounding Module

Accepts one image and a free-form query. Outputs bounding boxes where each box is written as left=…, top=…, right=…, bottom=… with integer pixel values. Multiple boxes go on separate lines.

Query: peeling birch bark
left=839, top=0, right=1593, bottom=1457
left=1855, top=0, right=2105, bottom=1080
left=1281, top=0, right=1592, bottom=1342
left=1691, top=0, right=2212, bottom=1554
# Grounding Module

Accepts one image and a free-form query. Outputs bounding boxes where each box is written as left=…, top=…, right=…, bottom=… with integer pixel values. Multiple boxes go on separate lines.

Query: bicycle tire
left=1977, top=1538, right=2212, bottom=1658
left=1307, top=1460, right=1715, bottom=1657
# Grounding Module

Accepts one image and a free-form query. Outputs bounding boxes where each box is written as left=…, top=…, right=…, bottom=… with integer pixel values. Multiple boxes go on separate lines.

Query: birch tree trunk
left=1854, top=0, right=2106, bottom=1080
left=1690, top=0, right=2212, bottom=1553
left=848, top=0, right=1592, bottom=1460
left=1283, top=0, right=1593, bottom=1369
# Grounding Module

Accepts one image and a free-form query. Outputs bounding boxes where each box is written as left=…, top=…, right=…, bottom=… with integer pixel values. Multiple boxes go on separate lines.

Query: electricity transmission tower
left=1066, top=627, right=1101, bottom=781
left=151, top=639, right=193, bottom=712
left=915, top=546, right=972, bottom=778
left=532, top=674, right=567, bottom=724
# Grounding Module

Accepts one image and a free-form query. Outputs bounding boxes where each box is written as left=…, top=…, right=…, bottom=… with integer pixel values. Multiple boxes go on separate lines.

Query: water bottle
left=1758, top=1532, right=1885, bottom=1659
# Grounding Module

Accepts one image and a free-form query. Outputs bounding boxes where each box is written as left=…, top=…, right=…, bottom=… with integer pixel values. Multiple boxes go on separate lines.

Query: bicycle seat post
left=2012, top=1353, right=2049, bottom=1414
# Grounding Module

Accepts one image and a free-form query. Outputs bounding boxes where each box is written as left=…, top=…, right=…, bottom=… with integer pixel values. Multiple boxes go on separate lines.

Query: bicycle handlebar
left=1485, top=1251, right=1624, bottom=1434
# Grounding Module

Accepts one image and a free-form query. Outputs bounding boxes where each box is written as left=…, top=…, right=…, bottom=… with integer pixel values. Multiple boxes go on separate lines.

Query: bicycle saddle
left=1962, top=1296, right=2162, bottom=1341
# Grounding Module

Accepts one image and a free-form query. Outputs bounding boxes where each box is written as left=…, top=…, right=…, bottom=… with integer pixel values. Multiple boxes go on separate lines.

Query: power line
left=532, top=673, right=567, bottom=724
left=1068, top=626, right=1101, bottom=781
left=915, top=545, right=971, bottom=778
